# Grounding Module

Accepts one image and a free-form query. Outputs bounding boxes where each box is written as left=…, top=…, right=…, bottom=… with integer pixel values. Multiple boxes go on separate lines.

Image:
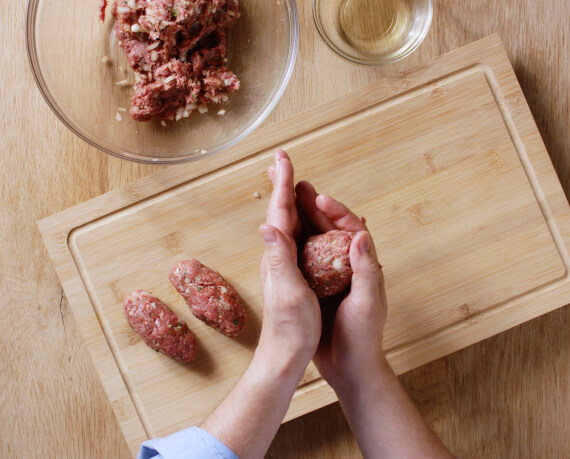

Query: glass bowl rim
left=25, top=0, right=300, bottom=165
left=312, top=0, right=433, bottom=66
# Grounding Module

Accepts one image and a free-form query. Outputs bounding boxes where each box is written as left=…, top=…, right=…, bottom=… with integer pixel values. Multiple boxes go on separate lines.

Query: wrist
left=249, top=342, right=310, bottom=389
left=329, top=354, right=393, bottom=398
left=255, top=324, right=316, bottom=375
left=200, top=337, right=312, bottom=459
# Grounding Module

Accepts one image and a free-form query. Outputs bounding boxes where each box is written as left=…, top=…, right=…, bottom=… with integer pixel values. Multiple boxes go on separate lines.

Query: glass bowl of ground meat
left=26, top=0, right=298, bottom=164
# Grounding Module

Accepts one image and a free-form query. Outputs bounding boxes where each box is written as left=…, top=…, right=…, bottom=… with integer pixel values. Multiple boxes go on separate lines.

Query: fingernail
left=260, top=225, right=278, bottom=246
left=358, top=233, right=370, bottom=254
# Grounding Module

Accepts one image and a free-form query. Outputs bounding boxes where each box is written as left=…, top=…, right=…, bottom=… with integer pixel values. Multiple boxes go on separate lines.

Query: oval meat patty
left=300, top=230, right=355, bottom=298
left=169, top=259, right=247, bottom=337
left=124, top=290, right=198, bottom=363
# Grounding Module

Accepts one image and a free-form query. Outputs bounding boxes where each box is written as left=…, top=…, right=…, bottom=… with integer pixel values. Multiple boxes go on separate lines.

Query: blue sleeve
left=137, top=426, right=239, bottom=459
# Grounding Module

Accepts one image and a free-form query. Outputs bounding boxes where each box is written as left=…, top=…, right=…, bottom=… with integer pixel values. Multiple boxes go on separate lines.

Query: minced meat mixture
left=169, top=259, right=247, bottom=337
left=300, top=230, right=355, bottom=298
left=100, top=0, right=240, bottom=122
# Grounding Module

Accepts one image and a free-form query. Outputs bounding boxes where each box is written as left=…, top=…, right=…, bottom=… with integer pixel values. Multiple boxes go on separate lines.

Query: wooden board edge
left=37, top=223, right=148, bottom=457
left=386, top=282, right=570, bottom=375
left=285, top=379, right=338, bottom=423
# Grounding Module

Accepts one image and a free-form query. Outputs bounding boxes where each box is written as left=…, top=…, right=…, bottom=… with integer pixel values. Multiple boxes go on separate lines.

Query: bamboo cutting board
left=39, top=35, right=570, bottom=455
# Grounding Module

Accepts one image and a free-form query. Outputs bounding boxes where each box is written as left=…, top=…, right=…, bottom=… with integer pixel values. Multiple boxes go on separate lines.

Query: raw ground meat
left=100, top=0, right=240, bottom=121
left=99, top=0, right=108, bottom=21
left=170, top=259, right=247, bottom=337
left=124, top=290, right=198, bottom=362
left=300, top=230, right=355, bottom=298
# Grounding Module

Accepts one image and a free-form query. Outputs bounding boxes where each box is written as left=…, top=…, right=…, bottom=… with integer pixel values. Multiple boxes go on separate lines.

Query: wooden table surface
left=1, top=0, right=568, bottom=457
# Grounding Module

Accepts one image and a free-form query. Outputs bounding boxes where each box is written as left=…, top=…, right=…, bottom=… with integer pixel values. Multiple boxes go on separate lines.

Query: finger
left=295, top=181, right=336, bottom=233
left=315, top=194, right=367, bottom=233
left=259, top=224, right=301, bottom=281
left=266, top=150, right=297, bottom=236
left=347, top=231, right=382, bottom=303
left=267, top=149, right=288, bottom=184
left=273, top=149, right=289, bottom=161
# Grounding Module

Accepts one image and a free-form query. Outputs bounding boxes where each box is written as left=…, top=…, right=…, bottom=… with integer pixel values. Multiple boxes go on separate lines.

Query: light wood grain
left=38, top=35, right=570, bottom=455
left=2, top=0, right=569, bottom=458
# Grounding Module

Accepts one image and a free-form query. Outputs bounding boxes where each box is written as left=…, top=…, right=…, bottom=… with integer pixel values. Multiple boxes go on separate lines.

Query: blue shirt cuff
left=137, top=426, right=239, bottom=459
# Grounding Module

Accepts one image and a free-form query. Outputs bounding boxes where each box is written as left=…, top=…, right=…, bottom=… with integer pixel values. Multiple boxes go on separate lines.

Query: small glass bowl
left=26, top=0, right=298, bottom=164
left=313, top=0, right=432, bottom=65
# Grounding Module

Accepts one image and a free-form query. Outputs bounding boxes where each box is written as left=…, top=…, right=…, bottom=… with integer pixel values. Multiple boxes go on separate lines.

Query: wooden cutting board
left=39, top=35, right=570, bottom=456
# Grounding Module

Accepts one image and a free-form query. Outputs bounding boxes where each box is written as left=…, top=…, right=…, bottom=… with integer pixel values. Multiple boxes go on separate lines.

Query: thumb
left=259, top=224, right=299, bottom=278
left=349, top=231, right=382, bottom=302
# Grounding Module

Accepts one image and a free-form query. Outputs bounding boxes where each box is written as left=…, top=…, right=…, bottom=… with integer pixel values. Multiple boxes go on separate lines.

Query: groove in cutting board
left=67, top=63, right=566, bottom=436
left=39, top=36, right=570, bottom=455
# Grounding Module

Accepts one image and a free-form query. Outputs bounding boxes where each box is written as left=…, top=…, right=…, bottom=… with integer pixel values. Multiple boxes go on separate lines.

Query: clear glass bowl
left=26, top=0, right=298, bottom=164
left=313, top=0, right=432, bottom=65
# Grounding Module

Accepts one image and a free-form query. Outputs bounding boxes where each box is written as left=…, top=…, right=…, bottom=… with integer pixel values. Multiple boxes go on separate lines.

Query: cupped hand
left=295, top=181, right=388, bottom=388
left=257, top=151, right=321, bottom=370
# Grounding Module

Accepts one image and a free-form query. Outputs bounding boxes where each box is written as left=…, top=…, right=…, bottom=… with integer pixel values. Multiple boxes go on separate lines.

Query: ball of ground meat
left=124, top=290, right=198, bottom=363
left=300, top=230, right=355, bottom=298
left=169, top=259, right=247, bottom=337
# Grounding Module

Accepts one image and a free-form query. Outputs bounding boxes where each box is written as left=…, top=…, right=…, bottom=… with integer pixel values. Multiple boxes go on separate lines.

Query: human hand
left=295, top=181, right=388, bottom=390
left=296, top=184, right=453, bottom=459
left=202, top=170, right=448, bottom=459
left=200, top=153, right=322, bottom=458
left=256, top=151, right=321, bottom=373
